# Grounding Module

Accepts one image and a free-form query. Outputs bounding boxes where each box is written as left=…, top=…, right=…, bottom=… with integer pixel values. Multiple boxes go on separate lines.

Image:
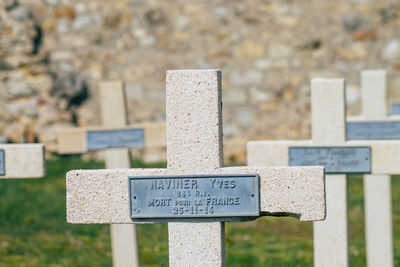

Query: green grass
left=0, top=157, right=399, bottom=266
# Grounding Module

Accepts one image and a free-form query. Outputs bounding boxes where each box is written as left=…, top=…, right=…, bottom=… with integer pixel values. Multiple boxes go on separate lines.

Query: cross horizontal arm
left=0, top=144, right=45, bottom=178
left=66, top=166, right=325, bottom=223
left=248, top=140, right=400, bottom=174
left=221, top=166, right=325, bottom=221
left=57, top=123, right=166, bottom=154
left=347, top=116, right=400, bottom=122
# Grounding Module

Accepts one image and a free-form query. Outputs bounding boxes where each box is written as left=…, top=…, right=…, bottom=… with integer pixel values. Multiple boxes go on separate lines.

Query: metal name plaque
left=86, top=128, right=144, bottom=151
left=289, top=147, right=371, bottom=174
left=346, top=121, right=400, bottom=140
left=391, top=103, right=400, bottom=115
left=0, top=149, right=4, bottom=176
left=129, top=174, right=260, bottom=221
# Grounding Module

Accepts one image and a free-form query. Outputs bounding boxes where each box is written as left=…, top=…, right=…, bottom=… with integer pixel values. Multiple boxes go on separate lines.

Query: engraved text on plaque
left=129, top=174, right=260, bottom=221
left=289, top=146, right=371, bottom=174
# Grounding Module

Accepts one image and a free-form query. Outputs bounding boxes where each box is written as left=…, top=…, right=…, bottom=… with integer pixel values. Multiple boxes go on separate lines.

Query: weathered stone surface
left=66, top=166, right=325, bottom=223
left=0, top=144, right=45, bottom=178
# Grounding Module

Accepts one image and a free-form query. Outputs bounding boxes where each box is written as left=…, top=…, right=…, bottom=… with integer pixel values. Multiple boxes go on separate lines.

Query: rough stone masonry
left=1, top=0, right=400, bottom=161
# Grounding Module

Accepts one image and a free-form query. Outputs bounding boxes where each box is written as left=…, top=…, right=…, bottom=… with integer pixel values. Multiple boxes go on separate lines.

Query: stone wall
left=1, top=0, right=400, bottom=162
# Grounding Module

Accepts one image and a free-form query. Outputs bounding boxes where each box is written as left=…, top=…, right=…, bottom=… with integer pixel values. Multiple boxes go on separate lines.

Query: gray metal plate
left=391, top=103, right=400, bottom=115
left=0, top=149, right=4, bottom=176
left=346, top=121, right=400, bottom=140
left=87, top=128, right=144, bottom=151
left=129, top=174, right=260, bottom=221
left=289, top=146, right=371, bottom=174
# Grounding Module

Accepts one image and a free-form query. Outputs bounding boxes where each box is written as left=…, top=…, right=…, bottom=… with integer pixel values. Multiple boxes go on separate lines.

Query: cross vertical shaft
left=166, top=70, right=225, bottom=266
left=311, top=79, right=348, bottom=267
left=311, top=78, right=346, bottom=145
left=100, top=81, right=139, bottom=267
left=361, top=70, right=387, bottom=119
left=361, top=70, right=394, bottom=267
left=100, top=81, right=131, bottom=168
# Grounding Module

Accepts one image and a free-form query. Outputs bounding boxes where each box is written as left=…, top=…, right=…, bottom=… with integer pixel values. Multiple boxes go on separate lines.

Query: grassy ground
left=0, top=157, right=399, bottom=266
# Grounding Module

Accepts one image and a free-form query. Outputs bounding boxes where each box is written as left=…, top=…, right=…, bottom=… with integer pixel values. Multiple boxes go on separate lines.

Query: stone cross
left=100, top=81, right=138, bottom=267
left=58, top=81, right=166, bottom=267
left=0, top=144, right=45, bottom=179
left=247, top=78, right=400, bottom=267
left=66, top=70, right=326, bottom=267
left=347, top=70, right=396, bottom=267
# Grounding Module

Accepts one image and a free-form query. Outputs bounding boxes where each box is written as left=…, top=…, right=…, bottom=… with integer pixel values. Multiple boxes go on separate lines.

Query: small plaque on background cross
left=347, top=121, right=400, bottom=140
left=87, top=128, right=145, bottom=151
left=289, top=146, right=371, bottom=174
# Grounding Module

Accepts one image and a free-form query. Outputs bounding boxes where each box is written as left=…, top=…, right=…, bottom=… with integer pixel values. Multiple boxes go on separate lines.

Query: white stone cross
left=100, top=81, right=140, bottom=267
left=247, top=78, right=400, bottom=267
left=66, top=70, right=326, bottom=267
left=59, top=81, right=166, bottom=267
left=347, top=70, right=398, bottom=267
left=0, top=143, right=45, bottom=179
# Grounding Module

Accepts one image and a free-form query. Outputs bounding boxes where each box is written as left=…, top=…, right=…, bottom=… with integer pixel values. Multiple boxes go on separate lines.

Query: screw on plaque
left=133, top=207, right=141, bottom=214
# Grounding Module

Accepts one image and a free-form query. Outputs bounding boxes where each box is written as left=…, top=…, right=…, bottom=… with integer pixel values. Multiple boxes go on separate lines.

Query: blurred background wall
left=0, top=0, right=400, bottom=162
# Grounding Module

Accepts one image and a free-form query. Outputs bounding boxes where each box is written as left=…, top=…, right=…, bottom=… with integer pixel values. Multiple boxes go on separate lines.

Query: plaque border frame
left=128, top=174, right=260, bottom=222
